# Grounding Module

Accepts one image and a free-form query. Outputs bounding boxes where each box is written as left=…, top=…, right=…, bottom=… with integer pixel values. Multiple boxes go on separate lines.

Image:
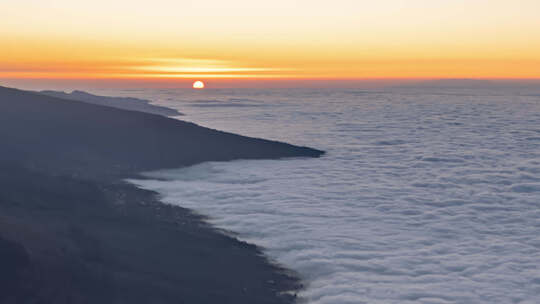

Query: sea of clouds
left=127, top=87, right=540, bottom=303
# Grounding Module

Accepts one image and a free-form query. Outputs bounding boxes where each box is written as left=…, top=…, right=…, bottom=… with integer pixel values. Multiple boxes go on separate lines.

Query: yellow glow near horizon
left=1, top=0, right=540, bottom=85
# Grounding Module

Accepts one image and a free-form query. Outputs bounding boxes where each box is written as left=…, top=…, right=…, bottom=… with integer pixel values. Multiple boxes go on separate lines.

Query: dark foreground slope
left=0, top=86, right=323, bottom=304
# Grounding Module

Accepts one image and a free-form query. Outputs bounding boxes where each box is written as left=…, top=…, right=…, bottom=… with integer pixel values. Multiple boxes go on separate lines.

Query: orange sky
left=1, top=0, right=540, bottom=88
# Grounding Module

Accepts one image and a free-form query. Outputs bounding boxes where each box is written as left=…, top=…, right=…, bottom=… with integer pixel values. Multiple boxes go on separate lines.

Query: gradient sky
left=1, top=0, right=540, bottom=87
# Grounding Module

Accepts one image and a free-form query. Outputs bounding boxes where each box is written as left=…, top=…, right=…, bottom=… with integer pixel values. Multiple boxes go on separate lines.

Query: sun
left=193, top=81, right=205, bottom=89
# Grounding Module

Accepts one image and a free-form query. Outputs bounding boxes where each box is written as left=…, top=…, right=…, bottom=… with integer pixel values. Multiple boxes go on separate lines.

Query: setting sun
left=193, top=81, right=205, bottom=89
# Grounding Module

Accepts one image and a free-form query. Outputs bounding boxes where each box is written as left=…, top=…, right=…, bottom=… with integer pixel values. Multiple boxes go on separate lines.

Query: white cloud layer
left=128, top=86, right=540, bottom=303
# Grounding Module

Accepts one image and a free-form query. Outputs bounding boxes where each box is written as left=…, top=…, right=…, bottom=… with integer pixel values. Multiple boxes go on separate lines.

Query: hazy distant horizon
left=2, top=78, right=540, bottom=91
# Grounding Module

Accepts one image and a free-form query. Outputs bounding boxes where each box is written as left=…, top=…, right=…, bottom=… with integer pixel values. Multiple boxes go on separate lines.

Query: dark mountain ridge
left=1, top=85, right=323, bottom=180
left=39, top=89, right=182, bottom=117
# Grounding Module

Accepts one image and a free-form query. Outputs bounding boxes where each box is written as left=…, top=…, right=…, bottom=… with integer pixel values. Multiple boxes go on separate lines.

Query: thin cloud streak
left=132, top=66, right=289, bottom=73
left=129, top=57, right=292, bottom=76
